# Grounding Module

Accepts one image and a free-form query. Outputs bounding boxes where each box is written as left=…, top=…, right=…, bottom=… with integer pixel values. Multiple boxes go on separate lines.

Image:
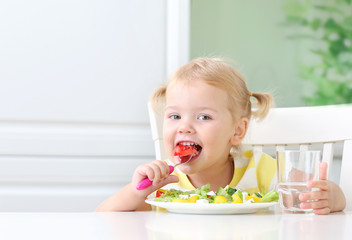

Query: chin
left=177, top=164, right=197, bottom=174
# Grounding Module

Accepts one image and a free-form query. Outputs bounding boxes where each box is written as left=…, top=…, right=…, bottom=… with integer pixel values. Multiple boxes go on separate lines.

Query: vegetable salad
left=154, top=184, right=279, bottom=204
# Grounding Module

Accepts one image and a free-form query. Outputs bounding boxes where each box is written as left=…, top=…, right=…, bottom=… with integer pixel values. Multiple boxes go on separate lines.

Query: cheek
left=203, top=124, right=234, bottom=145
left=163, top=124, right=175, bottom=149
left=163, top=121, right=173, bottom=138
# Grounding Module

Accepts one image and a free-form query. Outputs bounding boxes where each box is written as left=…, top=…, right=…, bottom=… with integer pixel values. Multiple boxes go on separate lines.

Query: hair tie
left=249, top=92, right=254, bottom=97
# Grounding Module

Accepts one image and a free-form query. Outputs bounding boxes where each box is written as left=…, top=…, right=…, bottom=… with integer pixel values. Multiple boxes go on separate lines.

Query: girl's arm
left=95, top=183, right=151, bottom=211
left=95, top=160, right=179, bottom=212
left=299, top=162, right=346, bottom=214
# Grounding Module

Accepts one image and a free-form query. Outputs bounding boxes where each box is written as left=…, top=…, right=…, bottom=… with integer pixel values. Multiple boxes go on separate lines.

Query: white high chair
left=148, top=102, right=352, bottom=211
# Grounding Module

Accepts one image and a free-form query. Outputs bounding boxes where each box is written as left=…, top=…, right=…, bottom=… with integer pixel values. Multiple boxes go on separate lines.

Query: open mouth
left=174, top=142, right=202, bottom=163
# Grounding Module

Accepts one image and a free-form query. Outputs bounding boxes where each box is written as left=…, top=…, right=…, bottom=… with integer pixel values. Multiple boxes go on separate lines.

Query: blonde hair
left=151, top=57, right=274, bottom=122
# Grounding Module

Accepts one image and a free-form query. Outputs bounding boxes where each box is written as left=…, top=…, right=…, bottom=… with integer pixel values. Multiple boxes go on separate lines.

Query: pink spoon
left=136, top=154, right=194, bottom=190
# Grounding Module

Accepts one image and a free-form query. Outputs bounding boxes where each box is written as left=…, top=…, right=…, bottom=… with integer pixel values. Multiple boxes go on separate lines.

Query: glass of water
left=276, top=150, right=321, bottom=213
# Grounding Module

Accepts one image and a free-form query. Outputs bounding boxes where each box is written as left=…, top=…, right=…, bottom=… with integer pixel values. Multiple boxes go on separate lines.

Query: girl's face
left=163, top=78, right=246, bottom=175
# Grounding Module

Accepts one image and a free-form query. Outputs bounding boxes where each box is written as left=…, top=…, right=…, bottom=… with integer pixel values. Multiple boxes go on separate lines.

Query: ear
left=230, top=117, right=249, bottom=146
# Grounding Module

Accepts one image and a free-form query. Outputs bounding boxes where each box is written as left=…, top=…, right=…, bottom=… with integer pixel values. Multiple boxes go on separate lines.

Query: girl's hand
left=96, top=160, right=179, bottom=212
left=132, top=160, right=179, bottom=196
left=299, top=162, right=346, bottom=215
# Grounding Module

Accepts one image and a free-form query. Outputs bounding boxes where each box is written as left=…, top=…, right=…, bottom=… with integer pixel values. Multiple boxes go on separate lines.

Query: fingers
left=144, top=161, right=170, bottom=185
left=299, top=179, right=333, bottom=215
left=307, top=180, right=329, bottom=190
left=300, top=199, right=329, bottom=210
left=134, top=160, right=174, bottom=186
left=299, top=194, right=331, bottom=215
left=300, top=199, right=331, bottom=215
left=319, top=162, right=328, bottom=181
left=299, top=189, right=329, bottom=202
left=313, top=208, right=331, bottom=215
left=152, top=175, right=179, bottom=189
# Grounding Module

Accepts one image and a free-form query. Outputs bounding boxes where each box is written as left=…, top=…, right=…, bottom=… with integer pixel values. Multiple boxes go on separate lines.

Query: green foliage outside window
left=283, top=0, right=352, bottom=105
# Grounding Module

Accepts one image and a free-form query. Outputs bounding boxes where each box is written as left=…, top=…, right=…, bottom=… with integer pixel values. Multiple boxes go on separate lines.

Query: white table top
left=0, top=210, right=351, bottom=240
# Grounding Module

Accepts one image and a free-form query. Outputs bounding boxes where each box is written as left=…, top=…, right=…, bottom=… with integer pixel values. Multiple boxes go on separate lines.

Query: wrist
left=128, top=182, right=153, bottom=200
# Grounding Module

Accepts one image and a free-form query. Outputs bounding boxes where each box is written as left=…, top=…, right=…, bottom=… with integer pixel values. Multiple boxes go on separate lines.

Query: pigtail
left=151, top=85, right=167, bottom=114
left=250, top=92, right=274, bottom=120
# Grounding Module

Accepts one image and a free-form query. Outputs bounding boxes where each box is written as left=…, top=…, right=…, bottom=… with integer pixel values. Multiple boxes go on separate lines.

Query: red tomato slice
left=156, top=189, right=166, bottom=198
left=173, top=145, right=197, bottom=156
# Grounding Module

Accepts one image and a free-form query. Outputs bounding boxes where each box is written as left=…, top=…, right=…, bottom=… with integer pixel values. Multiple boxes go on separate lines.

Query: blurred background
left=0, top=0, right=351, bottom=211
left=191, top=0, right=352, bottom=107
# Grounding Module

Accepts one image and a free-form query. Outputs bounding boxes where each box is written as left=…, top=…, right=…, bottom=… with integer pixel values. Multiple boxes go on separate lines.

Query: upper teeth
left=180, top=142, right=195, bottom=146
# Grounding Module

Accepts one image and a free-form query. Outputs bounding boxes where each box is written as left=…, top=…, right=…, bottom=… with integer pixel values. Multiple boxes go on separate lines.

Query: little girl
left=96, top=58, right=345, bottom=214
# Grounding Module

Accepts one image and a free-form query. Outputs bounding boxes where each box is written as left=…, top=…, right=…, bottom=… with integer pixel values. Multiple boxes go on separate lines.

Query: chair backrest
left=148, top=103, right=352, bottom=210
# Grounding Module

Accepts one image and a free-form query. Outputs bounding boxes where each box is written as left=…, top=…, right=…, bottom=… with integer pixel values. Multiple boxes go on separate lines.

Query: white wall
left=0, top=0, right=189, bottom=212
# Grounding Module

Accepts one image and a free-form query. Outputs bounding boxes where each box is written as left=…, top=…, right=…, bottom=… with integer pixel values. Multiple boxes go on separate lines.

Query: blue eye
left=169, top=114, right=181, bottom=120
left=198, top=115, right=211, bottom=120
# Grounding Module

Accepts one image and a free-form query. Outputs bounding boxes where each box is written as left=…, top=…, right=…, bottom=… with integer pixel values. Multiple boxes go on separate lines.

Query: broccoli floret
left=226, top=187, right=237, bottom=196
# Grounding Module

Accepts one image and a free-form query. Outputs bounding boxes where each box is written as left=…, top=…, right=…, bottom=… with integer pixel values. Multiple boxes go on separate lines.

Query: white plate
left=145, top=200, right=277, bottom=215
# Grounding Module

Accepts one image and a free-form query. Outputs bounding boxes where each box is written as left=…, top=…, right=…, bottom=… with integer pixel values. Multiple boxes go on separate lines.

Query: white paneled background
left=0, top=0, right=189, bottom=211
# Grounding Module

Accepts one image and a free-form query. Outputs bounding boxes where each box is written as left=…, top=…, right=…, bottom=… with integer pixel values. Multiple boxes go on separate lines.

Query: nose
left=178, top=128, right=193, bottom=134
left=177, top=120, right=195, bottom=134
